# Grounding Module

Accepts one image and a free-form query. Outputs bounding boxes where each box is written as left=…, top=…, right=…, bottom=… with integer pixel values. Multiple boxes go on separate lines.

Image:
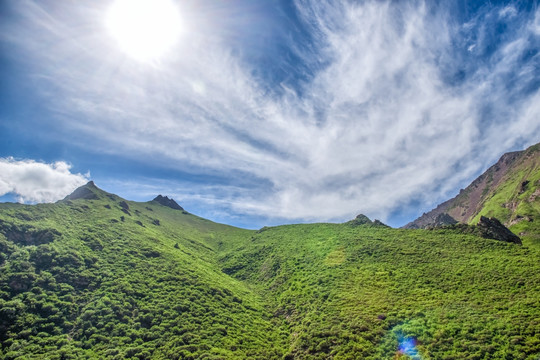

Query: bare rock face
left=476, top=216, right=522, bottom=245
left=430, top=213, right=458, bottom=228
left=426, top=217, right=522, bottom=245
left=153, top=195, right=184, bottom=211
left=409, top=212, right=458, bottom=229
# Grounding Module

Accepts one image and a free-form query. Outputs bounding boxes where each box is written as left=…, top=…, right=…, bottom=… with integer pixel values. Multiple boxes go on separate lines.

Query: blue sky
left=1, top=0, right=539, bottom=229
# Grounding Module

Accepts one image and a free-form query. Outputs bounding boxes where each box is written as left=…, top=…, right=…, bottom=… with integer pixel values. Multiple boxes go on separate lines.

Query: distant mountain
left=1, top=176, right=539, bottom=358
left=1, top=183, right=280, bottom=359
left=404, top=142, right=540, bottom=243
left=62, top=180, right=102, bottom=201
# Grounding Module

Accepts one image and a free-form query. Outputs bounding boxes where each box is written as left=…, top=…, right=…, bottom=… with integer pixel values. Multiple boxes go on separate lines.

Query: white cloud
left=499, top=6, right=517, bottom=19
left=0, top=158, right=89, bottom=203
left=2, top=0, right=540, bottom=224
left=532, top=8, right=540, bottom=35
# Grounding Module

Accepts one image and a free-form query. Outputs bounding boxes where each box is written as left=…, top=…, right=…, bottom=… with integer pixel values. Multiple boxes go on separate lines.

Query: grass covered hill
left=0, top=183, right=285, bottom=359
left=0, top=175, right=540, bottom=358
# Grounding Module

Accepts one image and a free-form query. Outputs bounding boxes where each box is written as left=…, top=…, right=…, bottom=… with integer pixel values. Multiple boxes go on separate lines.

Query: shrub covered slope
left=0, top=184, right=284, bottom=359
left=0, top=180, right=539, bottom=359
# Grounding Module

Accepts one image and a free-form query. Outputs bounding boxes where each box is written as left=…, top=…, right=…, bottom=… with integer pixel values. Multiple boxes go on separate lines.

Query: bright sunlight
left=106, top=0, right=183, bottom=62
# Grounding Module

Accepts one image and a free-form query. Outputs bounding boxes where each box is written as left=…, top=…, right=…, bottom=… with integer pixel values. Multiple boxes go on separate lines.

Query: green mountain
left=0, top=183, right=284, bottom=359
left=404, top=142, right=540, bottom=247
left=1, top=150, right=540, bottom=359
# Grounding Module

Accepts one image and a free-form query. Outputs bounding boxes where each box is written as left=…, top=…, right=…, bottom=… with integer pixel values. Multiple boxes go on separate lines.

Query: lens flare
left=397, top=336, right=422, bottom=359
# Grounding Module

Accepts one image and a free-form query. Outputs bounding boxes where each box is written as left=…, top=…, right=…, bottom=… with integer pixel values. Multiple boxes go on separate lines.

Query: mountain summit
left=152, top=195, right=184, bottom=211
left=63, top=181, right=101, bottom=201
left=63, top=182, right=185, bottom=212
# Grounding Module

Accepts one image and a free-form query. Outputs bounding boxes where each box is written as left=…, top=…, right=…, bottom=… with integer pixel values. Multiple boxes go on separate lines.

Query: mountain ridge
left=404, top=142, right=540, bottom=237
left=62, top=180, right=102, bottom=201
left=0, top=144, right=539, bottom=358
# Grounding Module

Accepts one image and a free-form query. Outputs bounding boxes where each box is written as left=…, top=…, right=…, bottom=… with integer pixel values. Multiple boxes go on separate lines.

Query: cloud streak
left=0, top=158, right=89, bottom=203
left=2, top=0, right=540, bottom=225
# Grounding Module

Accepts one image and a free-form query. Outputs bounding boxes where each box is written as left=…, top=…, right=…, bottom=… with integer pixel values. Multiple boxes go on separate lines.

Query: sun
left=106, top=0, right=183, bottom=62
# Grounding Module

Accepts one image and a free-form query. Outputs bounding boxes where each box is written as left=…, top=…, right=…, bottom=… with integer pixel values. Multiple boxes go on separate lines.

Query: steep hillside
left=404, top=142, right=540, bottom=244
left=0, top=182, right=285, bottom=359
left=0, top=182, right=539, bottom=359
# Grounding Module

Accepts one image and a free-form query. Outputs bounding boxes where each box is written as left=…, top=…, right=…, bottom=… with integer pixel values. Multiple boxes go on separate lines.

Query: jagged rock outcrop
left=408, top=212, right=458, bottom=229
left=476, top=216, right=522, bottom=244
left=152, top=195, right=184, bottom=211
left=428, top=216, right=522, bottom=245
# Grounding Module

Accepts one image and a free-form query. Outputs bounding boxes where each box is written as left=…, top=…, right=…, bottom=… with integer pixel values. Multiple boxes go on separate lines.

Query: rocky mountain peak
left=63, top=181, right=100, bottom=201
left=152, top=195, right=184, bottom=211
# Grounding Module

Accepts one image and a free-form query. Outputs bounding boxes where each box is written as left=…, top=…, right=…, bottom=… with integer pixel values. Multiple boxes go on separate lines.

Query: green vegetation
left=407, top=142, right=540, bottom=245
left=0, top=187, right=284, bottom=359
left=0, top=182, right=539, bottom=359
left=219, top=223, right=540, bottom=359
left=467, top=145, right=540, bottom=247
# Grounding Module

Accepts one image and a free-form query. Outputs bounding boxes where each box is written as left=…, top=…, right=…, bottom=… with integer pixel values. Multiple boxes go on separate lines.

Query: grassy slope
left=0, top=184, right=539, bottom=359
left=219, top=223, right=540, bottom=360
left=0, top=187, right=285, bottom=359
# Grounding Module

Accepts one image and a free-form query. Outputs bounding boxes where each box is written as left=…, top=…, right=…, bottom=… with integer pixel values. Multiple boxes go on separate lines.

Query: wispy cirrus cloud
left=2, top=0, right=539, bottom=225
left=0, top=158, right=88, bottom=203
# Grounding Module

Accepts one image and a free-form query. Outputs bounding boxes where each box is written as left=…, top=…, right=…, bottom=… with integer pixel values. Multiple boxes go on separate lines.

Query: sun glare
left=106, top=0, right=183, bottom=62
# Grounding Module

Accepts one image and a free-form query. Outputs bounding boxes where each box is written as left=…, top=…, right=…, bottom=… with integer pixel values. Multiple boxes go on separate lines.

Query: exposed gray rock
left=424, top=213, right=458, bottom=229
left=476, top=216, right=522, bottom=244
left=153, top=195, right=184, bottom=211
